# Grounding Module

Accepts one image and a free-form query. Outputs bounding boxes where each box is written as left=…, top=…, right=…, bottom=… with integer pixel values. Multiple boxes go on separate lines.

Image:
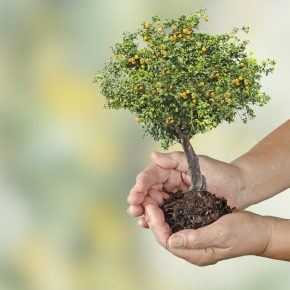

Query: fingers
left=166, top=224, right=222, bottom=266
left=127, top=187, right=169, bottom=217
left=144, top=202, right=171, bottom=248
left=127, top=205, right=144, bottom=217
left=166, top=212, right=259, bottom=266
left=151, top=151, right=189, bottom=172
left=137, top=217, right=149, bottom=228
left=127, top=151, right=193, bottom=235
left=127, top=193, right=163, bottom=224
left=128, top=167, right=184, bottom=207
left=168, top=222, right=224, bottom=250
left=127, top=185, right=145, bottom=205
left=135, top=164, right=170, bottom=193
left=148, top=189, right=164, bottom=205
left=127, top=164, right=170, bottom=206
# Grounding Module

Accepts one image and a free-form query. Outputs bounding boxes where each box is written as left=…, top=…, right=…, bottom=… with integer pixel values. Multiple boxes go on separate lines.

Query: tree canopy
left=95, top=9, right=275, bottom=149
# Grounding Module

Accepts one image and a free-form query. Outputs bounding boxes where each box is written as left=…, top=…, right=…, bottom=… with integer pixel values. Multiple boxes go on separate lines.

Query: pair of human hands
left=127, top=151, right=272, bottom=266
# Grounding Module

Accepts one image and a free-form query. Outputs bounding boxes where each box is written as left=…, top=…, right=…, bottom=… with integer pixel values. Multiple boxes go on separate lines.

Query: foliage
left=95, top=8, right=275, bottom=149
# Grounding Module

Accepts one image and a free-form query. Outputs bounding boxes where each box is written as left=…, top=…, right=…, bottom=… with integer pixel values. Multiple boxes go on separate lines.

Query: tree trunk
left=175, top=125, right=207, bottom=191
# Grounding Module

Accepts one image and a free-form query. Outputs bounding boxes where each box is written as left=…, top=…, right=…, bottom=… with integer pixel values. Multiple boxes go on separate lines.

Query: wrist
left=230, top=150, right=268, bottom=209
left=230, top=161, right=251, bottom=209
left=260, top=217, right=290, bottom=261
left=255, top=216, right=274, bottom=258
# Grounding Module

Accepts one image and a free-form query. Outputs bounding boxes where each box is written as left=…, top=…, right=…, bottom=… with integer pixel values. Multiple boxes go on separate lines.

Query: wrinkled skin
left=127, top=151, right=271, bottom=265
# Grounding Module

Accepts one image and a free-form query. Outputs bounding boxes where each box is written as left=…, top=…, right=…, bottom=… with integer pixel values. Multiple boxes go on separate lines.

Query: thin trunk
left=175, top=125, right=207, bottom=191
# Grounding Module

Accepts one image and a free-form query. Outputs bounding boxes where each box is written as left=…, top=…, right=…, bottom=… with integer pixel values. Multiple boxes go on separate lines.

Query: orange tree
left=95, top=9, right=275, bottom=192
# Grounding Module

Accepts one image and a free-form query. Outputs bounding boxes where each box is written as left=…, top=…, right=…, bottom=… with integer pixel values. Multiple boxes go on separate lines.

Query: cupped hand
left=127, top=151, right=246, bottom=228
left=145, top=205, right=271, bottom=266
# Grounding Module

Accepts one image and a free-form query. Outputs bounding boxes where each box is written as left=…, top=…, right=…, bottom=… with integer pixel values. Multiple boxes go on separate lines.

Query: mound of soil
left=161, top=190, right=233, bottom=233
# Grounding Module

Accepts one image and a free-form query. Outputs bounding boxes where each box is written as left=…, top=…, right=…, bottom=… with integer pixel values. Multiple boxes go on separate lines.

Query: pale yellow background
left=0, top=1, right=289, bottom=290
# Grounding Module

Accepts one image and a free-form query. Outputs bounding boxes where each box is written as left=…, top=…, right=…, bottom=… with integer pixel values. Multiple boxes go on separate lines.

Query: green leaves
left=95, top=8, right=275, bottom=149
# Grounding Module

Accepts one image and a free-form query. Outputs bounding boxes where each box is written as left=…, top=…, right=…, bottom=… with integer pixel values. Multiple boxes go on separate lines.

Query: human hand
left=145, top=205, right=271, bottom=266
left=127, top=151, right=246, bottom=228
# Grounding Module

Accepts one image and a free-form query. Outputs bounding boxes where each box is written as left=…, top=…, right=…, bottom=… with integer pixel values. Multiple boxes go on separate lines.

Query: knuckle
left=143, top=196, right=154, bottom=206
left=127, top=190, right=135, bottom=203
left=129, top=186, right=135, bottom=195
left=150, top=164, right=159, bottom=174
left=136, top=172, right=145, bottom=182
left=136, top=173, right=149, bottom=189
left=128, top=191, right=139, bottom=204
left=174, top=151, right=185, bottom=160
left=170, top=151, right=182, bottom=161
left=148, top=190, right=162, bottom=205
left=139, top=165, right=157, bottom=180
left=187, top=232, right=201, bottom=248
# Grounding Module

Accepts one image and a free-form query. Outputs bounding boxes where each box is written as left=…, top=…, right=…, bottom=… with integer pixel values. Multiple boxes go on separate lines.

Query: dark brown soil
left=161, top=189, right=233, bottom=233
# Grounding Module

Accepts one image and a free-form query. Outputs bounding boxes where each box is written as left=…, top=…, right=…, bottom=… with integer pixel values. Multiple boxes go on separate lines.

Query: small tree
left=95, top=9, right=275, bottom=195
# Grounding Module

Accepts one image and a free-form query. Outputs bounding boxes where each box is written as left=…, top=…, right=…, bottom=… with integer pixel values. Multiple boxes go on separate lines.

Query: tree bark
left=175, top=125, right=207, bottom=191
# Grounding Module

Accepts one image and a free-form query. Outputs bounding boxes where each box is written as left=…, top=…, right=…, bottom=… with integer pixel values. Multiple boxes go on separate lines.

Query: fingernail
left=127, top=207, right=131, bottom=215
left=169, top=235, right=184, bottom=248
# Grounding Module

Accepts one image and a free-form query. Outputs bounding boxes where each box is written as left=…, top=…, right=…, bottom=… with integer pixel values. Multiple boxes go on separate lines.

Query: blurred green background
left=0, top=0, right=290, bottom=289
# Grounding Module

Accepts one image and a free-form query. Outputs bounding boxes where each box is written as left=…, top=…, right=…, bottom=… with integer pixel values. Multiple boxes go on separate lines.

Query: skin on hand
left=145, top=206, right=272, bottom=266
left=127, top=121, right=290, bottom=264
left=127, top=151, right=246, bottom=228
left=128, top=120, right=290, bottom=227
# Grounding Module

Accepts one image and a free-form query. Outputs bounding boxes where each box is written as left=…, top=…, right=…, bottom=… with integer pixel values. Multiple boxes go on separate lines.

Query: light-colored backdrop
left=0, top=1, right=289, bottom=289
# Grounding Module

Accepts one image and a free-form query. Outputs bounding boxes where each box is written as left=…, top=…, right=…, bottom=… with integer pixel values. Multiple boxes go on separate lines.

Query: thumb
left=168, top=224, right=221, bottom=250
left=151, top=151, right=188, bottom=172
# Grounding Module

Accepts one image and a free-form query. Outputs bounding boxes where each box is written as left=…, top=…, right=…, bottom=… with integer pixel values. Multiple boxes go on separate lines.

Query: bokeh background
left=0, top=0, right=290, bottom=289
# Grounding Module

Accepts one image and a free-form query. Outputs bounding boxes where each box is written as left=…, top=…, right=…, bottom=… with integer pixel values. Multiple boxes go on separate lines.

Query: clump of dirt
left=161, top=190, right=233, bottom=233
